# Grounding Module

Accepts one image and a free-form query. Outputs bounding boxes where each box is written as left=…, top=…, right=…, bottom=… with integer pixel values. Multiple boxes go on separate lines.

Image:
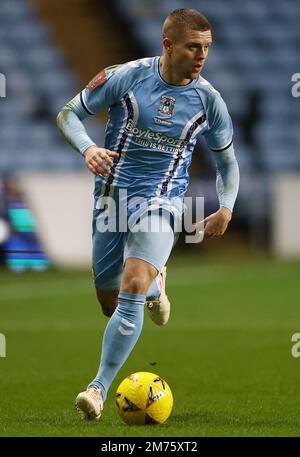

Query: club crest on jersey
left=158, top=95, right=176, bottom=116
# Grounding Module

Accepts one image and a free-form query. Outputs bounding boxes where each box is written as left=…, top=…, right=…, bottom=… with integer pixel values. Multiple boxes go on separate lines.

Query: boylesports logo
left=125, top=119, right=188, bottom=147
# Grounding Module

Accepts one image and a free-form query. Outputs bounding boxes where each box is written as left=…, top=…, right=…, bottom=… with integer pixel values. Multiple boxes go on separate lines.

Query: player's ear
left=163, top=37, right=172, bottom=53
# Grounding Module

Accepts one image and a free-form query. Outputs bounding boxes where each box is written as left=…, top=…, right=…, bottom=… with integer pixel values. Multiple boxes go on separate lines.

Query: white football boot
left=146, top=266, right=170, bottom=326
left=75, top=387, right=103, bottom=421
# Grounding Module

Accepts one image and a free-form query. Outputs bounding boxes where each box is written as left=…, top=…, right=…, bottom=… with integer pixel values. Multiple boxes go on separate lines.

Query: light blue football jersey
left=79, top=57, right=233, bottom=206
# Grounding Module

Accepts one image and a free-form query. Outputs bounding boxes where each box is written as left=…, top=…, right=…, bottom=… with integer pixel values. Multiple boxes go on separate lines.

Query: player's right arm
left=56, top=65, right=126, bottom=176
left=56, top=96, right=118, bottom=176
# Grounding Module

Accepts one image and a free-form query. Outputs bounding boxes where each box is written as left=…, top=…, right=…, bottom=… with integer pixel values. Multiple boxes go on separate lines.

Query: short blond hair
left=163, top=8, right=211, bottom=43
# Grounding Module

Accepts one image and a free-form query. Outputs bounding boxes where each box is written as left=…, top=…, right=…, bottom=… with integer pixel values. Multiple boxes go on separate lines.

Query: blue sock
left=146, top=277, right=161, bottom=301
left=88, top=291, right=145, bottom=400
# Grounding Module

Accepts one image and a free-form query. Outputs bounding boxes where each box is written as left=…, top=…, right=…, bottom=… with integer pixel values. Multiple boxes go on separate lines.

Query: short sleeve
left=80, top=64, right=127, bottom=115
left=204, top=93, right=233, bottom=151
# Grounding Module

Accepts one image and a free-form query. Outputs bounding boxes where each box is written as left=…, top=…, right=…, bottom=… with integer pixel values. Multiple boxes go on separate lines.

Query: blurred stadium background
left=0, top=0, right=300, bottom=266
left=1, top=0, right=300, bottom=437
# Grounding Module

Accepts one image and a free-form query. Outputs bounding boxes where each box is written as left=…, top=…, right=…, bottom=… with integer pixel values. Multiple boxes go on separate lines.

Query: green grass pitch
left=0, top=254, right=300, bottom=437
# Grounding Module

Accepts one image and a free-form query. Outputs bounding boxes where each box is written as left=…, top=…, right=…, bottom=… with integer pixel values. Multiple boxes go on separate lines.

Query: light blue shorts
left=92, top=207, right=177, bottom=290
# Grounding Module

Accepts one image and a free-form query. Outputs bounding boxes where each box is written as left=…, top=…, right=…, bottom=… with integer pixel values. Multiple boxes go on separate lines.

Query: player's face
left=172, top=29, right=212, bottom=80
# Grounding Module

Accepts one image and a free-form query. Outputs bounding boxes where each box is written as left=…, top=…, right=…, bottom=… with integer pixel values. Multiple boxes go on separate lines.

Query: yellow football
left=115, top=372, right=173, bottom=425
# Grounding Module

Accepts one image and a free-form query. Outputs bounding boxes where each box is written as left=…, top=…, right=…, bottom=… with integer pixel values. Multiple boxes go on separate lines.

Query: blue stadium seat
left=114, top=0, right=300, bottom=176
left=0, top=0, right=100, bottom=173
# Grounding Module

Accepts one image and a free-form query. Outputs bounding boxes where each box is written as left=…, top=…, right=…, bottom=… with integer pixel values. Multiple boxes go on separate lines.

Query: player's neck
left=159, top=56, right=192, bottom=86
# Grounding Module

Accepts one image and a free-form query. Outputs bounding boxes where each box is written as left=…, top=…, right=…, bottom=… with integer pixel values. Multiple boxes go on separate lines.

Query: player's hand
left=202, top=207, right=232, bottom=238
left=83, top=145, right=119, bottom=176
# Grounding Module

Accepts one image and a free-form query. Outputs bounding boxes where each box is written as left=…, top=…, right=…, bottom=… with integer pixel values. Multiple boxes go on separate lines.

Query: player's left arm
left=203, top=144, right=239, bottom=237
left=202, top=92, right=240, bottom=238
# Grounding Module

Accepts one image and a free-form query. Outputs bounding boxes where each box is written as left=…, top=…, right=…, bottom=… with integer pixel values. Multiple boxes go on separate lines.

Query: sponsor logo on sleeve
left=87, top=69, right=107, bottom=91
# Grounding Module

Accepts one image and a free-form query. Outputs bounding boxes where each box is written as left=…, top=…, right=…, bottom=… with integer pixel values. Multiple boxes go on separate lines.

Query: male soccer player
left=57, top=8, right=239, bottom=421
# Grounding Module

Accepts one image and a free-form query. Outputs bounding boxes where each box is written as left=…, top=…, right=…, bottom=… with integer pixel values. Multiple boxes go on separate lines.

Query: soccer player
left=57, top=8, right=239, bottom=421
